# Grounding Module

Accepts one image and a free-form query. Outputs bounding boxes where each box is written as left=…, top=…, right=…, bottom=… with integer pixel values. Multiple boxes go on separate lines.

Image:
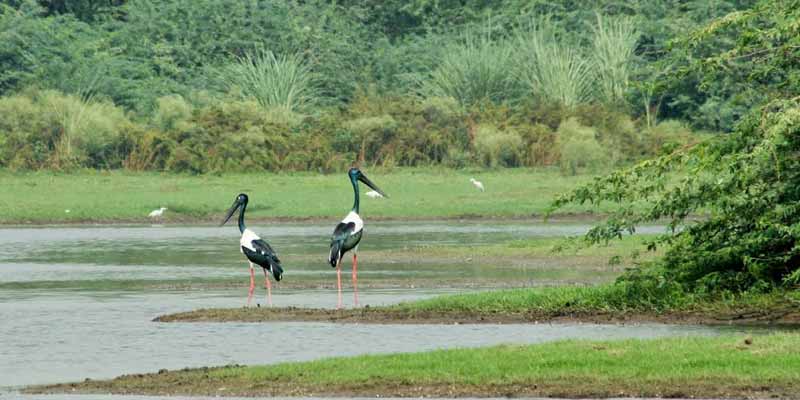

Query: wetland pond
left=0, top=221, right=756, bottom=398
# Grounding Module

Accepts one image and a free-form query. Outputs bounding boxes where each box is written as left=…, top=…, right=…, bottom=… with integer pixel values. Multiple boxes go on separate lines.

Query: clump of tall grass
left=591, top=14, right=639, bottom=105
left=514, top=17, right=594, bottom=108
left=220, top=49, right=318, bottom=113
left=419, top=30, right=516, bottom=108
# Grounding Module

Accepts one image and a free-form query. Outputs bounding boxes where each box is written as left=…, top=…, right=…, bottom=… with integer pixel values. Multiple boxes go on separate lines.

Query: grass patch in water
left=29, top=333, right=800, bottom=398
left=155, top=284, right=800, bottom=325
left=0, top=168, right=610, bottom=224
left=389, top=283, right=800, bottom=321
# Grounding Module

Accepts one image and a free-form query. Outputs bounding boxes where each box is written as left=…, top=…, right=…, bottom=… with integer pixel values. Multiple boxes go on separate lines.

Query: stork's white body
left=240, top=228, right=260, bottom=253
left=148, top=207, right=167, bottom=218
left=341, top=211, right=364, bottom=234
left=470, top=178, right=485, bottom=192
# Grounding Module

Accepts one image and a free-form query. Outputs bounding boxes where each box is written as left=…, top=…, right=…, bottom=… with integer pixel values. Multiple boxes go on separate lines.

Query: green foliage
left=0, top=0, right=762, bottom=172
left=472, top=124, right=523, bottom=167
left=0, top=89, right=134, bottom=170
left=556, top=117, right=609, bottom=175
left=514, top=17, right=593, bottom=108
left=640, top=120, right=697, bottom=155
left=220, top=49, right=318, bottom=113
left=591, top=14, right=639, bottom=105
left=552, top=0, right=800, bottom=294
left=419, top=30, right=516, bottom=107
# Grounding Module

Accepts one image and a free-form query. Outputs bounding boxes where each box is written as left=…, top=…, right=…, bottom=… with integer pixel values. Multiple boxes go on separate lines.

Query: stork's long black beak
left=220, top=199, right=241, bottom=226
left=358, top=173, right=388, bottom=198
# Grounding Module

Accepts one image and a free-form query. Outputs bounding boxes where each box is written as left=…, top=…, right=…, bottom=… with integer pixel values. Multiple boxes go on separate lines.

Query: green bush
left=517, top=123, right=557, bottom=166
left=473, top=124, right=523, bottom=167
left=0, top=89, right=134, bottom=170
left=574, top=105, right=642, bottom=164
left=556, top=117, right=610, bottom=175
left=152, top=95, right=194, bottom=132
left=641, top=120, right=698, bottom=155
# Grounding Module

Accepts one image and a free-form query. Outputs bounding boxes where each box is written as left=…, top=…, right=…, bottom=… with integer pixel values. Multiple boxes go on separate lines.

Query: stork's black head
left=221, top=193, right=249, bottom=226
left=349, top=168, right=387, bottom=198
left=348, top=167, right=360, bottom=180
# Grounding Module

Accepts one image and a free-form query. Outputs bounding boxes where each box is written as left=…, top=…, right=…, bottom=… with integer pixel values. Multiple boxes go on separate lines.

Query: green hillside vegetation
left=0, top=0, right=742, bottom=172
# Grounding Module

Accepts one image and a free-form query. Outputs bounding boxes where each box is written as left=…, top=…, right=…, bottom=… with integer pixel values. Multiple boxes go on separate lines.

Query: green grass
left=391, top=283, right=800, bottom=316
left=31, top=333, right=800, bottom=397
left=0, top=167, right=610, bottom=224
left=154, top=283, right=800, bottom=325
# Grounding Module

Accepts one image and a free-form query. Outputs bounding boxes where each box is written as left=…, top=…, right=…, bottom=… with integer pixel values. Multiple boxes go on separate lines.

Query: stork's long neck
left=238, top=202, right=247, bottom=234
left=351, top=176, right=360, bottom=213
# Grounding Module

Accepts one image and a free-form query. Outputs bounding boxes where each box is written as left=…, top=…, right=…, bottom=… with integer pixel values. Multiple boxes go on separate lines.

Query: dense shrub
left=556, top=117, right=609, bottom=175
left=473, top=124, right=523, bottom=167
left=641, top=120, right=697, bottom=155
left=0, top=89, right=134, bottom=170
left=0, top=89, right=700, bottom=173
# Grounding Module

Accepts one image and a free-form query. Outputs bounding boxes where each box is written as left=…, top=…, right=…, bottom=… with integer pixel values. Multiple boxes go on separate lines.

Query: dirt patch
left=27, top=367, right=797, bottom=398
left=154, top=305, right=800, bottom=326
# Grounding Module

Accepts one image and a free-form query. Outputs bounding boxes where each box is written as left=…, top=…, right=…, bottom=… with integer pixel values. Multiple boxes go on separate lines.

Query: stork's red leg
left=247, top=263, right=255, bottom=306
left=336, top=258, right=343, bottom=310
left=352, top=253, right=359, bottom=307
left=263, top=269, right=273, bottom=307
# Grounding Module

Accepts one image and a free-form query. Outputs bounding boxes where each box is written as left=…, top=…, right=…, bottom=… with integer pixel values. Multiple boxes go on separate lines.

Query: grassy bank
left=155, top=285, right=800, bottom=325
left=29, top=333, right=800, bottom=398
left=0, top=168, right=610, bottom=224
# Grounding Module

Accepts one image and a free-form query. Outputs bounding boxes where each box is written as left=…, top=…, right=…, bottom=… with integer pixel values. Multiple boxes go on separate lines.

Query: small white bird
left=148, top=207, right=167, bottom=218
left=365, top=190, right=384, bottom=199
left=469, top=178, right=485, bottom=192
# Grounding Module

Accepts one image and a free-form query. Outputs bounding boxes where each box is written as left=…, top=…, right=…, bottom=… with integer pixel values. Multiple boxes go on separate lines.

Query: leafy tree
left=551, top=0, right=800, bottom=292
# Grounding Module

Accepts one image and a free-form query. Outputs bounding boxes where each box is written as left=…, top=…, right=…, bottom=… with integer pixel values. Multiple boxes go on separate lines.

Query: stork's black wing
left=243, top=239, right=283, bottom=280
left=329, top=222, right=355, bottom=267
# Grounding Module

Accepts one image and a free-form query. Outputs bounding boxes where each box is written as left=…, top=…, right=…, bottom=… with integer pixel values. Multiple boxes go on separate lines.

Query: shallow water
left=1, top=288, right=728, bottom=389
left=0, top=222, right=736, bottom=399
left=0, top=221, right=661, bottom=289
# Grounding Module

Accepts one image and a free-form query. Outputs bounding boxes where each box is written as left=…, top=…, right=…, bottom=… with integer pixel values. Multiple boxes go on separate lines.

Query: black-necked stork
left=329, top=167, right=387, bottom=309
left=221, top=193, right=283, bottom=306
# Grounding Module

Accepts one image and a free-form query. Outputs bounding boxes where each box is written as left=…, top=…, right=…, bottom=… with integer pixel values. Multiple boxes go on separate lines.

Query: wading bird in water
left=221, top=193, right=283, bottom=306
left=329, top=167, right=387, bottom=309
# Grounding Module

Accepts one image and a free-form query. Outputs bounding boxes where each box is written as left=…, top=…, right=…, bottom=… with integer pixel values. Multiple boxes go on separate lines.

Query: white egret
left=469, top=178, right=485, bottom=192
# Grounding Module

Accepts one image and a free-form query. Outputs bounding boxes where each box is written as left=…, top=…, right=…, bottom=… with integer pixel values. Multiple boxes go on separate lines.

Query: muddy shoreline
left=29, top=378, right=793, bottom=399
left=154, top=305, right=800, bottom=326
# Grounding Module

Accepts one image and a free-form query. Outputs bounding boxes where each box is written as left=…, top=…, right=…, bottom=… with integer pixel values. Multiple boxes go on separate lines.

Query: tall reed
left=420, top=29, right=515, bottom=107
left=220, top=49, right=318, bottom=113
left=514, top=17, right=594, bottom=108
left=591, top=14, right=639, bottom=105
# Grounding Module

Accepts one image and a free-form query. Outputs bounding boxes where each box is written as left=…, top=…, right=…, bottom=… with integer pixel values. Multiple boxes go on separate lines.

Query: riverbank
left=155, top=285, right=800, bottom=326
left=28, top=333, right=800, bottom=398
left=0, top=168, right=610, bottom=224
